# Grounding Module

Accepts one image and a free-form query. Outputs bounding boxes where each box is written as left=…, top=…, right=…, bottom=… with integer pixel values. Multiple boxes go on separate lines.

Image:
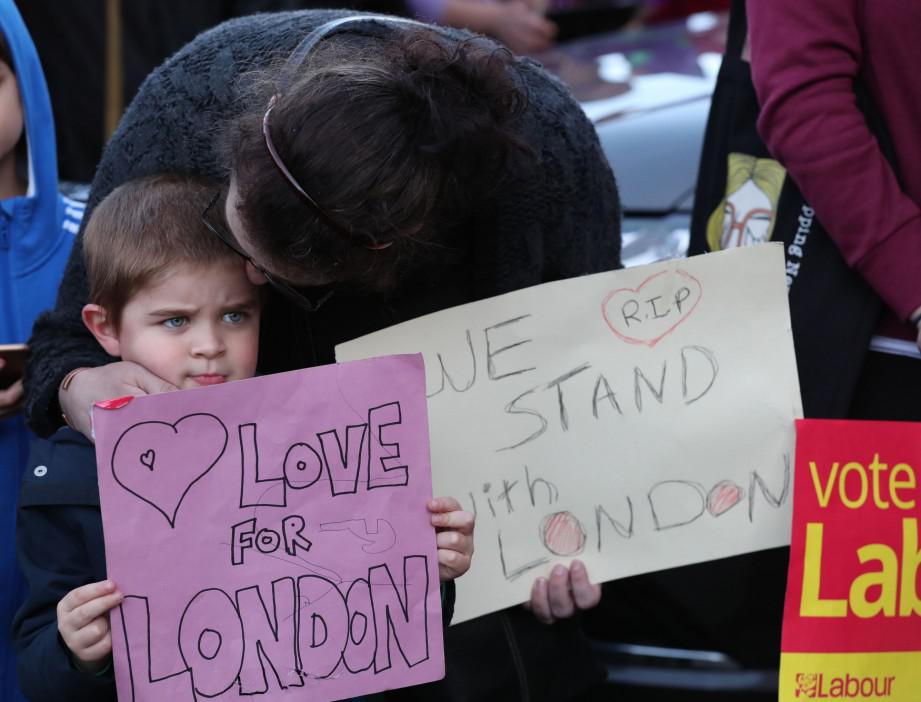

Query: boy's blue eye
left=223, top=311, right=245, bottom=324
left=163, top=317, right=186, bottom=329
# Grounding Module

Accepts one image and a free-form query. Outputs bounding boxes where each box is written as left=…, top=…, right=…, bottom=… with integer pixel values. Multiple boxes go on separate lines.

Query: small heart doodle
left=601, top=269, right=702, bottom=348
left=706, top=480, right=744, bottom=517
left=110, top=414, right=228, bottom=528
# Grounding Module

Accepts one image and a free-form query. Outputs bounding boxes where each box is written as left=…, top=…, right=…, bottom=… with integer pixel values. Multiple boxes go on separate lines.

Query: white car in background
left=539, top=11, right=726, bottom=267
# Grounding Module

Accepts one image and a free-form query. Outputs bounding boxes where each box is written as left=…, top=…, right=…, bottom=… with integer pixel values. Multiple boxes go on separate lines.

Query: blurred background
left=15, top=2, right=782, bottom=700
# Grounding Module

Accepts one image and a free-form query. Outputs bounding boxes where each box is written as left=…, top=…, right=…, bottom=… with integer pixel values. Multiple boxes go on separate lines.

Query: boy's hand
left=57, top=580, right=123, bottom=673
left=59, top=361, right=177, bottom=441
left=526, top=560, right=601, bottom=625
left=428, top=497, right=475, bottom=581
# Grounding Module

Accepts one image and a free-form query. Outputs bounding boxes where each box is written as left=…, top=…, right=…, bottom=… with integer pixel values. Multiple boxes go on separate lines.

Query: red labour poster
left=781, top=419, right=921, bottom=700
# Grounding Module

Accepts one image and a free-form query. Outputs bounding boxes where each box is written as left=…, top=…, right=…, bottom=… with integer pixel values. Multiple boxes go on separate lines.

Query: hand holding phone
left=0, top=344, right=28, bottom=419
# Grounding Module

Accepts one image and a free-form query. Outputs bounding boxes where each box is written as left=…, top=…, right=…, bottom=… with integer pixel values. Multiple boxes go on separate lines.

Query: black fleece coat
left=23, top=10, right=620, bottom=701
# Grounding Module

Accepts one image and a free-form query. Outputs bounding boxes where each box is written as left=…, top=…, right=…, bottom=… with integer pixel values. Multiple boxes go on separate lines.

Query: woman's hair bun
left=225, top=25, right=532, bottom=291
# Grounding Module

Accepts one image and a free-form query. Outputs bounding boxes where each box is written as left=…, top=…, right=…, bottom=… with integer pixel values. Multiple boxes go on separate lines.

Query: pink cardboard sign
left=92, top=355, right=444, bottom=702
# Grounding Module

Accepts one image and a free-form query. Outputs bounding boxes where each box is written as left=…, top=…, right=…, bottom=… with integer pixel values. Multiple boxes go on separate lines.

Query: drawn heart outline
left=601, top=269, right=702, bottom=348
left=110, top=413, right=228, bottom=528
left=140, top=449, right=155, bottom=471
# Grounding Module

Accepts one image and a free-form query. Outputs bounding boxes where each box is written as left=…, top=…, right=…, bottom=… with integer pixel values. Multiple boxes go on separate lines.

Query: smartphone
left=0, top=343, right=28, bottom=390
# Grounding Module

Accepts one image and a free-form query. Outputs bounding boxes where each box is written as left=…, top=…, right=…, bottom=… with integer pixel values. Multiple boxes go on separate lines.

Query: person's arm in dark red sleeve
left=747, top=0, right=921, bottom=321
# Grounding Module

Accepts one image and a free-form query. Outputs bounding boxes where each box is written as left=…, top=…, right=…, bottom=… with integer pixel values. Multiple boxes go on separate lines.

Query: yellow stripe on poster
left=780, top=652, right=921, bottom=700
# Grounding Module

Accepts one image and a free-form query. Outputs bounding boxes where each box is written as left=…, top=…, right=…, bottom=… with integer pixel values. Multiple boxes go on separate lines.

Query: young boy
left=13, top=175, right=474, bottom=701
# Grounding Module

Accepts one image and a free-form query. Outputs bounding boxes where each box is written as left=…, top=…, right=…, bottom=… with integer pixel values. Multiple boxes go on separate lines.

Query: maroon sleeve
left=747, top=0, right=921, bottom=321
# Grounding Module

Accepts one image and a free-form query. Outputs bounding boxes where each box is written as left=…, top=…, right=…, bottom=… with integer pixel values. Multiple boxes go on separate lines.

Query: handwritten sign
left=780, top=419, right=921, bottom=701
left=337, top=245, right=802, bottom=622
left=93, top=355, right=444, bottom=702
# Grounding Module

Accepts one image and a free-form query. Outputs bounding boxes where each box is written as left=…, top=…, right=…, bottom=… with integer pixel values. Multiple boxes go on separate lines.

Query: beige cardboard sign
left=337, top=244, right=802, bottom=623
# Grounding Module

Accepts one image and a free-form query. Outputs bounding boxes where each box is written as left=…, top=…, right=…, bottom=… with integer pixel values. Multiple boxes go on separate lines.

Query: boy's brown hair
left=83, top=175, right=239, bottom=327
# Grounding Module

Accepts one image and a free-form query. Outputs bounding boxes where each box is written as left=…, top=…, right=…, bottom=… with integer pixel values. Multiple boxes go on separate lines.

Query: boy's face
left=0, top=60, right=23, bottom=164
left=98, top=260, right=261, bottom=390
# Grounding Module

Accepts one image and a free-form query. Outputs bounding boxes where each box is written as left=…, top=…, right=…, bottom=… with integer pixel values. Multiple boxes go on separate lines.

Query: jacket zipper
left=500, top=611, right=530, bottom=702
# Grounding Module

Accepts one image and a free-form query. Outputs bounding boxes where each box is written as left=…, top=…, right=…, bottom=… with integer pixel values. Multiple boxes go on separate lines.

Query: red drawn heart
left=706, top=480, right=744, bottom=517
left=601, top=269, right=702, bottom=347
left=110, top=413, right=228, bottom=528
left=540, top=511, right=587, bottom=556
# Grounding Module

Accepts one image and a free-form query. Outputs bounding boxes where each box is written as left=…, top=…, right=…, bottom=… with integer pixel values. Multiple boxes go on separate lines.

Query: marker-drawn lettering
left=118, top=597, right=195, bottom=701
left=232, top=519, right=257, bottom=566
left=368, top=403, right=409, bottom=489
left=296, top=575, right=348, bottom=679
left=428, top=330, right=476, bottom=397
left=343, top=578, right=375, bottom=674
left=239, top=423, right=286, bottom=508
left=647, top=295, right=669, bottom=319
left=634, top=362, right=667, bottom=412
left=525, top=465, right=559, bottom=507
left=497, top=479, right=518, bottom=514
left=621, top=299, right=641, bottom=327
left=648, top=481, right=707, bottom=530
left=498, top=529, right=548, bottom=581
left=595, top=499, right=634, bottom=550
left=748, top=454, right=791, bottom=521
left=317, top=425, right=368, bottom=496
left=497, top=387, right=548, bottom=452
left=370, top=557, right=431, bottom=673
left=681, top=345, right=719, bottom=405
left=236, top=579, right=303, bottom=694
left=546, top=362, right=591, bottom=431
left=592, top=374, right=623, bottom=419
left=282, top=515, right=312, bottom=557
left=284, top=442, right=324, bottom=492
left=178, top=589, right=244, bottom=697
left=485, top=315, right=537, bottom=380
left=673, top=286, right=691, bottom=313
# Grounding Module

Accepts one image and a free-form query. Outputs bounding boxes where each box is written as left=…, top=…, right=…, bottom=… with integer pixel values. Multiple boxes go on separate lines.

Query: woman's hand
left=912, top=304, right=921, bottom=353
left=428, top=496, right=475, bottom=581
left=57, top=580, right=123, bottom=674
left=59, top=361, right=177, bottom=441
left=0, top=358, right=23, bottom=420
left=526, top=559, right=601, bottom=625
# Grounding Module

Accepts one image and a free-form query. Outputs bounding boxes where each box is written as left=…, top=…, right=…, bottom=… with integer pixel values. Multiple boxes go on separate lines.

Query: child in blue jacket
left=0, top=2, right=83, bottom=699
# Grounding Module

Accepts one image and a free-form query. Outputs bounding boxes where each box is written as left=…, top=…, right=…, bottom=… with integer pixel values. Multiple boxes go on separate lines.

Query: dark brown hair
left=223, top=26, right=530, bottom=291
left=84, top=175, right=241, bottom=326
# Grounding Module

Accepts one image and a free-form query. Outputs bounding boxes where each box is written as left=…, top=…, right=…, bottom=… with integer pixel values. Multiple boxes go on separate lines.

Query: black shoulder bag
left=688, top=0, right=890, bottom=418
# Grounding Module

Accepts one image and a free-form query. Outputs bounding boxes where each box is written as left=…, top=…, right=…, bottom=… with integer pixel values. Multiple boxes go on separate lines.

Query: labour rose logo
left=795, top=673, right=818, bottom=698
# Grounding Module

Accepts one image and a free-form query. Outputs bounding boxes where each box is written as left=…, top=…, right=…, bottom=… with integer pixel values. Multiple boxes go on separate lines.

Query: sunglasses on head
left=200, top=190, right=334, bottom=313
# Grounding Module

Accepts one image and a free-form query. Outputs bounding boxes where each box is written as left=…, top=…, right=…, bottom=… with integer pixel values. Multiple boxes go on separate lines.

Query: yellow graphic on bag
left=706, top=153, right=786, bottom=251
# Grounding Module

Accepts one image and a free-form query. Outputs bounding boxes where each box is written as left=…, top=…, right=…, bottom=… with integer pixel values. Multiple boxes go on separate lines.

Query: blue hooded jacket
left=0, top=1, right=83, bottom=699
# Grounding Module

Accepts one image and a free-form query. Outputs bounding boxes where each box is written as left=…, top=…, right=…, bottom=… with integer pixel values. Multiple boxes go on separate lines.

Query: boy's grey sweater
left=24, top=9, right=621, bottom=437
